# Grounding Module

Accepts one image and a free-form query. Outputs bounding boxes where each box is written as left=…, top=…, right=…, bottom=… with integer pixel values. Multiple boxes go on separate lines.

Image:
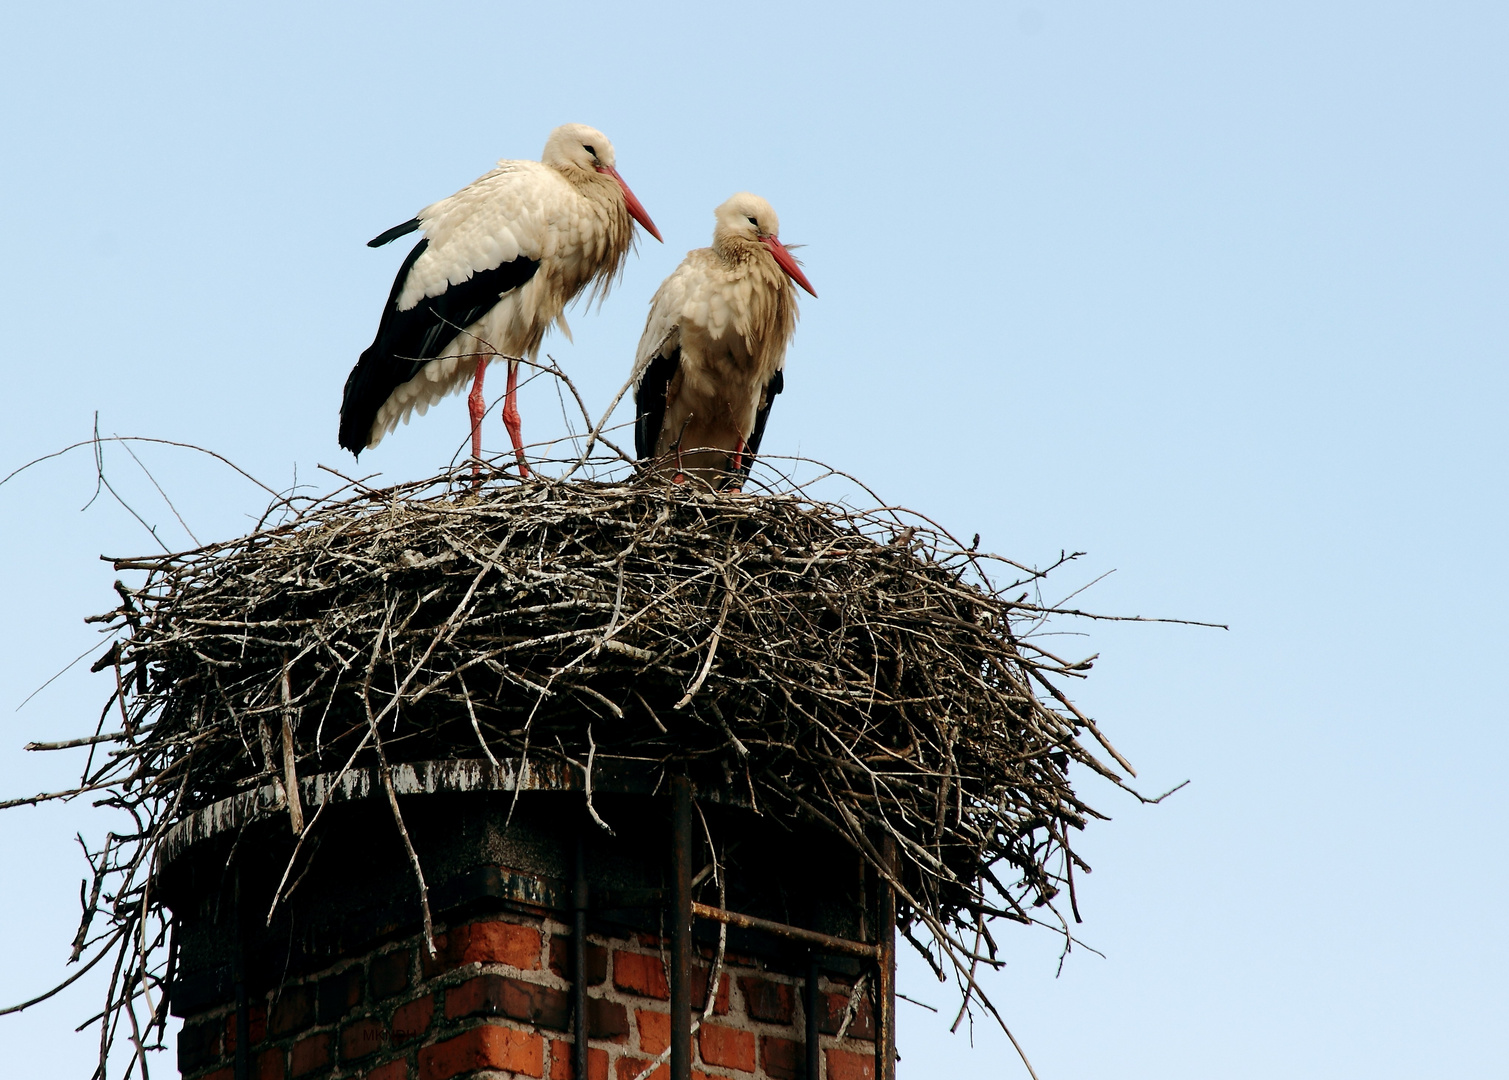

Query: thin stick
left=674, top=582, right=732, bottom=710
left=279, top=661, right=305, bottom=835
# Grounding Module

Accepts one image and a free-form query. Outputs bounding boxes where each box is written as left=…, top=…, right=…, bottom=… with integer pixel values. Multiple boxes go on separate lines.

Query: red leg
left=501, top=358, right=530, bottom=478
left=726, top=438, right=745, bottom=494
left=466, top=358, right=487, bottom=476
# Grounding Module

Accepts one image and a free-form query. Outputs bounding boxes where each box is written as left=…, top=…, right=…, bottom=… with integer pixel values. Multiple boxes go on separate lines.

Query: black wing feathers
left=368, top=219, right=421, bottom=248
left=338, top=237, right=541, bottom=454
left=738, top=369, right=785, bottom=482
left=634, top=349, right=680, bottom=460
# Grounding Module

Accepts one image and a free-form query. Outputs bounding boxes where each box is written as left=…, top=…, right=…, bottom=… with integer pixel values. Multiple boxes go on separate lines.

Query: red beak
left=761, top=235, right=818, bottom=298
left=598, top=165, right=662, bottom=242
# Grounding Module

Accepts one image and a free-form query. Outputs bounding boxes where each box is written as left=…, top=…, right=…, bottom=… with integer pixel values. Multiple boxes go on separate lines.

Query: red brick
left=428, top=920, right=542, bottom=972
left=825, top=1048, right=875, bottom=1080
left=445, top=974, right=570, bottom=1030
left=290, top=1031, right=331, bottom=1077
left=391, top=995, right=435, bottom=1043
left=761, top=1036, right=801, bottom=1080
left=612, top=952, right=669, bottom=1000
left=317, top=967, right=364, bottom=1024
left=691, top=970, right=730, bottom=1016
left=819, top=992, right=874, bottom=1040
left=257, top=1047, right=287, bottom=1080
left=270, top=985, right=317, bottom=1038
left=178, top=1017, right=222, bottom=1072
left=202, top=1069, right=235, bottom=1080
left=549, top=1039, right=608, bottom=1080
left=698, top=945, right=758, bottom=968
left=468, top=920, right=543, bottom=968
left=636, top=1009, right=670, bottom=1055
left=738, top=976, right=794, bottom=1024
left=445, top=974, right=503, bottom=1018
left=341, top=1017, right=388, bottom=1062
left=615, top=1058, right=667, bottom=1080
left=418, top=1025, right=544, bottom=1080
left=588, top=997, right=630, bottom=1041
left=612, top=1060, right=710, bottom=1080
left=549, top=936, right=609, bottom=985
left=698, top=1023, right=755, bottom=1072
left=371, top=948, right=413, bottom=999
left=225, top=1003, right=269, bottom=1052
left=365, top=1063, right=410, bottom=1080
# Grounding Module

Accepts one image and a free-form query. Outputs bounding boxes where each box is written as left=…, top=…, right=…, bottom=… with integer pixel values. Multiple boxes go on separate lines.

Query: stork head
left=714, top=193, right=817, bottom=298
left=544, top=123, right=662, bottom=242
left=544, top=123, right=617, bottom=172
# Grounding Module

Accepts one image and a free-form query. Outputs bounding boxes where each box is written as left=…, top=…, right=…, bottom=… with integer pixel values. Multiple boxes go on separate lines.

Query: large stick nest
left=13, top=463, right=1154, bottom=1068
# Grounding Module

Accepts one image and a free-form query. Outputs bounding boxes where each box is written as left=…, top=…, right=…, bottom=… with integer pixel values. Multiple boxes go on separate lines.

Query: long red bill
left=598, top=165, right=662, bottom=242
left=761, top=235, right=818, bottom=297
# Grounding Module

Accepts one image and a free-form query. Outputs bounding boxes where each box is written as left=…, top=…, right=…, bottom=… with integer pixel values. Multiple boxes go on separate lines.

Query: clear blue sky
left=2, top=2, right=1506, bottom=1076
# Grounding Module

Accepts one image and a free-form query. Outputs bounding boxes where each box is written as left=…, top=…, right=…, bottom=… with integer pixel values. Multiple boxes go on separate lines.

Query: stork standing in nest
left=339, top=123, right=662, bottom=476
left=632, top=193, right=817, bottom=490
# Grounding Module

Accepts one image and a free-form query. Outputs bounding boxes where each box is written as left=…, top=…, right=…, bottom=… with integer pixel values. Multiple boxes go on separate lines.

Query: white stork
left=339, top=123, right=661, bottom=475
left=632, top=193, right=816, bottom=489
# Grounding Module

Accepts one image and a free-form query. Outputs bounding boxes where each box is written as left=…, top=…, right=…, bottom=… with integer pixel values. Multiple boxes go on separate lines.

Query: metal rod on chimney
left=573, top=827, right=589, bottom=1080
left=232, top=862, right=249, bottom=1080
left=689, top=903, right=879, bottom=959
left=876, top=835, right=897, bottom=1080
left=806, top=952, right=822, bottom=1080
left=670, top=777, right=694, bottom=1080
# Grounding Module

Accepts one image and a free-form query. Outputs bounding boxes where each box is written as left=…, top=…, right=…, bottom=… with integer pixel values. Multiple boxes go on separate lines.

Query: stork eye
left=583, top=144, right=597, bottom=157
left=747, top=216, right=758, bottom=226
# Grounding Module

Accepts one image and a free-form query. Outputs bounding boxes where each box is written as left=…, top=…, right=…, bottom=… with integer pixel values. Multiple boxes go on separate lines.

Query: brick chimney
left=161, top=761, right=895, bottom=1080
